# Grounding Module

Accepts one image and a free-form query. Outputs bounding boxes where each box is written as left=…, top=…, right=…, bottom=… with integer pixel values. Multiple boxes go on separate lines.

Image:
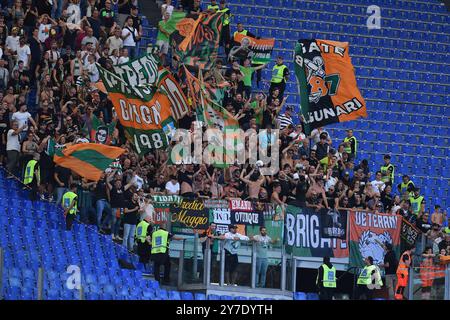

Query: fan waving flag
left=98, top=54, right=177, bottom=155
left=294, top=39, right=367, bottom=134
left=54, top=143, right=126, bottom=181
left=171, top=11, right=224, bottom=70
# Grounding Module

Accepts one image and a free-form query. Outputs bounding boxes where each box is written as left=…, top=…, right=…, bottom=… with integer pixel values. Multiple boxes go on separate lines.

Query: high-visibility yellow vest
left=23, top=159, right=39, bottom=185
left=271, top=64, right=287, bottom=83
left=62, top=191, right=78, bottom=215
left=217, top=8, right=231, bottom=25
left=357, top=265, right=383, bottom=286
left=151, top=229, right=169, bottom=254
left=316, top=264, right=337, bottom=288
left=233, top=29, right=248, bottom=39
left=409, top=196, right=424, bottom=216
left=443, top=227, right=450, bottom=234
left=343, top=136, right=357, bottom=155
left=208, top=4, right=219, bottom=11
left=399, top=181, right=414, bottom=195
left=136, top=220, right=150, bottom=243
left=380, top=164, right=394, bottom=184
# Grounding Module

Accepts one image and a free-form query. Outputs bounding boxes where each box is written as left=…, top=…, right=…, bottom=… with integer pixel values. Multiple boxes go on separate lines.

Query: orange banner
left=109, top=92, right=173, bottom=131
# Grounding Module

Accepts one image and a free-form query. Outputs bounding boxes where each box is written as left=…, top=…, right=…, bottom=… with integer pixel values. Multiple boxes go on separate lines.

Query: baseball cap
left=293, top=173, right=300, bottom=180
left=344, top=171, right=350, bottom=176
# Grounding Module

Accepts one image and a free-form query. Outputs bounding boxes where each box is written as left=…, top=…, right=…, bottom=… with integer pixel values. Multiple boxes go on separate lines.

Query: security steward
left=23, top=153, right=40, bottom=201
left=135, top=215, right=153, bottom=272
left=380, top=154, right=395, bottom=185
left=409, top=187, right=425, bottom=217
left=316, top=256, right=336, bottom=300
left=207, top=0, right=219, bottom=11
left=217, top=0, right=232, bottom=55
left=269, top=56, right=289, bottom=97
left=151, top=223, right=184, bottom=284
left=62, top=183, right=78, bottom=231
left=356, top=256, right=383, bottom=300
left=395, top=244, right=415, bottom=300
left=343, top=129, right=357, bottom=161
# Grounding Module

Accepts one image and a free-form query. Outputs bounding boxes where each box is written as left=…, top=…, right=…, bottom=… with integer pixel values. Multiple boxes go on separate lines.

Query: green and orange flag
left=170, top=11, right=224, bottom=70
left=98, top=54, right=177, bottom=155
left=295, top=39, right=367, bottom=134
left=54, top=143, right=126, bottom=181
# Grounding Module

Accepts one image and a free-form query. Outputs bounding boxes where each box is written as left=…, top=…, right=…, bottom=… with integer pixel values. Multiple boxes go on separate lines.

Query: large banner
left=231, top=33, right=275, bottom=64
left=170, top=11, right=224, bottom=70
left=349, top=211, right=402, bottom=269
left=285, top=205, right=349, bottom=258
left=294, top=39, right=367, bottom=134
left=170, top=199, right=209, bottom=235
left=98, top=56, right=176, bottom=154
left=229, top=199, right=264, bottom=226
left=152, top=195, right=181, bottom=225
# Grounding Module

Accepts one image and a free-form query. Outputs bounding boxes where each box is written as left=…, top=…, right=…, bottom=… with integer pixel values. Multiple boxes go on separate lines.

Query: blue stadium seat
left=208, top=294, right=221, bottom=300
left=169, top=290, right=182, bottom=300
left=181, top=292, right=194, bottom=300
left=195, top=293, right=207, bottom=300
left=306, top=293, right=319, bottom=300
left=294, top=292, right=307, bottom=300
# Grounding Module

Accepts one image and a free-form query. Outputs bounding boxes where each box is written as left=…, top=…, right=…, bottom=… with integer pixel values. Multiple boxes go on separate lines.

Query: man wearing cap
left=5, top=27, right=20, bottom=68
left=269, top=56, right=289, bottom=97
left=276, top=105, right=294, bottom=130
left=127, top=5, right=143, bottom=38
left=220, top=224, right=250, bottom=286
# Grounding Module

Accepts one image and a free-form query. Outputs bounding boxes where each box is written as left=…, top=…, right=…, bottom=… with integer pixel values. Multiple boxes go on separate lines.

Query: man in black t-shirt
left=106, top=172, right=134, bottom=241
left=149, top=173, right=167, bottom=195
left=54, top=165, right=72, bottom=205
left=93, top=174, right=112, bottom=232
left=122, top=193, right=141, bottom=252
left=380, top=242, right=398, bottom=300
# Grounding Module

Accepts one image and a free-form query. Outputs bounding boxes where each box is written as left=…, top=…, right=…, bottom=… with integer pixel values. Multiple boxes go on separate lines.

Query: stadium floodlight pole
left=0, top=247, right=3, bottom=300
left=37, top=267, right=44, bottom=300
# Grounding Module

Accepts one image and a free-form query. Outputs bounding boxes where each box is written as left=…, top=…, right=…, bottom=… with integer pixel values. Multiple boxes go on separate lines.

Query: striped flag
left=54, top=143, right=126, bottom=181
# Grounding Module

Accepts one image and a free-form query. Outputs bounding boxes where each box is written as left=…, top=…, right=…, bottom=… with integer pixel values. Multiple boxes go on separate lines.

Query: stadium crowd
left=0, top=0, right=448, bottom=272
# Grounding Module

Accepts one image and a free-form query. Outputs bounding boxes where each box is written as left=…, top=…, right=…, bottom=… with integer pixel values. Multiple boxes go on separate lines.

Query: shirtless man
left=179, top=164, right=195, bottom=198
left=240, top=167, right=265, bottom=200
left=3, top=86, right=16, bottom=107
